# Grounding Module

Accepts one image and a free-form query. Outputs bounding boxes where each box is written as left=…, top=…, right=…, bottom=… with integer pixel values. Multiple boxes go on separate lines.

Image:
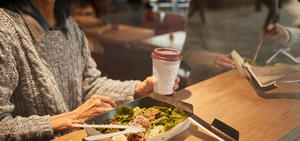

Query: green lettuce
left=114, top=106, right=134, bottom=124
left=172, top=108, right=188, bottom=125
left=149, top=107, right=188, bottom=132
left=95, top=106, right=188, bottom=136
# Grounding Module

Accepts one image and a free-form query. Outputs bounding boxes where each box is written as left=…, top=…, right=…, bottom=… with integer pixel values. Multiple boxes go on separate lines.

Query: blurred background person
left=72, top=0, right=152, bottom=27
left=182, top=0, right=300, bottom=85
left=127, top=0, right=153, bottom=26
left=260, top=23, right=300, bottom=46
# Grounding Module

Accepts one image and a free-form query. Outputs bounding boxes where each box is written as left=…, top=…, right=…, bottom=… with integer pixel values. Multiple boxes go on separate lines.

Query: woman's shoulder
left=0, top=8, right=25, bottom=34
left=65, top=16, right=82, bottom=34
left=0, top=9, right=16, bottom=33
left=64, top=16, right=85, bottom=41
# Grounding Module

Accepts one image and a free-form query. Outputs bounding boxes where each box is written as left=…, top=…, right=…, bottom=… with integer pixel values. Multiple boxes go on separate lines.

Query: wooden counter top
left=52, top=70, right=300, bottom=141
left=134, top=31, right=186, bottom=51
left=83, top=24, right=155, bottom=43
left=172, top=70, right=300, bottom=140
left=72, top=15, right=102, bottom=28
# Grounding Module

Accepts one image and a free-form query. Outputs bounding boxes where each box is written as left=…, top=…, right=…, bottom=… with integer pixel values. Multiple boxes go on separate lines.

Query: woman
left=0, top=0, right=179, bottom=140
left=183, top=0, right=300, bottom=84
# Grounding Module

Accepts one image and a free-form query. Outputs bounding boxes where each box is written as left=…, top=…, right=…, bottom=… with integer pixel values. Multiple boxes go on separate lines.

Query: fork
left=72, top=124, right=146, bottom=141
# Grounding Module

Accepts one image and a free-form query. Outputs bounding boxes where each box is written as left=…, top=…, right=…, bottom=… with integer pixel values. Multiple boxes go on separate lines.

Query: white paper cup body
left=152, top=58, right=181, bottom=95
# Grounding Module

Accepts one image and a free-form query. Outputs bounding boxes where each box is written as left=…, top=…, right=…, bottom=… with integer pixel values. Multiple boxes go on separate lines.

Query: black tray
left=86, top=95, right=239, bottom=141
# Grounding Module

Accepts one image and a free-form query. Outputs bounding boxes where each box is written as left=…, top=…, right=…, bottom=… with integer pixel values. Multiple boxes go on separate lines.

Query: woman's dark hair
left=0, top=0, right=74, bottom=30
left=0, top=0, right=26, bottom=11
left=0, top=0, right=73, bottom=15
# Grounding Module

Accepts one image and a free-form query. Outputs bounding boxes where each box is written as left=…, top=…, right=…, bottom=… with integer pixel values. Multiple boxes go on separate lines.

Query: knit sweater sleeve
left=0, top=31, right=53, bottom=140
left=80, top=31, right=140, bottom=106
left=182, top=13, right=220, bottom=72
left=286, top=27, right=300, bottom=48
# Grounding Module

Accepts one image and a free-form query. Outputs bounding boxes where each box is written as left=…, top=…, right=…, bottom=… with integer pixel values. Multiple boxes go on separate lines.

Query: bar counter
left=52, top=70, right=300, bottom=141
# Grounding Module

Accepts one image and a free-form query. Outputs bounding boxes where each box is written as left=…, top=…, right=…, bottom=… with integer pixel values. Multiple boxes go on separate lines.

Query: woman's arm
left=79, top=30, right=177, bottom=105
left=0, top=31, right=54, bottom=140
left=259, top=23, right=300, bottom=47
left=286, top=27, right=300, bottom=47
left=50, top=95, right=116, bottom=132
left=78, top=29, right=141, bottom=105
left=0, top=30, right=117, bottom=140
left=182, top=13, right=235, bottom=73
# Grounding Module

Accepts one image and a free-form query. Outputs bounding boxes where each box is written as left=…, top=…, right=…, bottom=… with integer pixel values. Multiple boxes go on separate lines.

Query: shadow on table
left=173, top=89, right=192, bottom=101
left=170, top=123, right=219, bottom=141
left=256, top=91, right=300, bottom=99
left=248, top=79, right=300, bottom=99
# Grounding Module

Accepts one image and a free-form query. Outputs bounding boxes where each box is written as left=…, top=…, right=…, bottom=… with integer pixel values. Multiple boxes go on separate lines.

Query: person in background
left=79, top=0, right=111, bottom=17
left=182, top=0, right=300, bottom=85
left=0, top=0, right=179, bottom=140
left=74, top=0, right=152, bottom=27
left=127, top=0, right=152, bottom=26
left=260, top=23, right=300, bottom=46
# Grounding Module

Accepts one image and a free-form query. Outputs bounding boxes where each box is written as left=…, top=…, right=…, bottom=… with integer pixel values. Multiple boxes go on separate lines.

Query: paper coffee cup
left=151, top=48, right=182, bottom=95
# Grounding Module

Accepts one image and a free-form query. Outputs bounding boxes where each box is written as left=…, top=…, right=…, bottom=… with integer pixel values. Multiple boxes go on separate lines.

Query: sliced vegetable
left=114, top=106, right=134, bottom=124
left=94, top=106, right=188, bottom=140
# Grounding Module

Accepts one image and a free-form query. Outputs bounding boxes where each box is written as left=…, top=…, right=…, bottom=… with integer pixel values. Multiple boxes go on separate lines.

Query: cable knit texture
left=0, top=9, right=139, bottom=140
left=286, top=27, right=300, bottom=47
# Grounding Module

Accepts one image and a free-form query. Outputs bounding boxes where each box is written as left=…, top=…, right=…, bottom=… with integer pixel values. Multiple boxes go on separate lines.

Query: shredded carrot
left=111, top=120, right=117, bottom=125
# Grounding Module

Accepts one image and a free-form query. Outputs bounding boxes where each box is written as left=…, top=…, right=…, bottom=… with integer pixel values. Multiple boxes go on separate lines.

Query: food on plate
left=243, top=57, right=272, bottom=66
left=112, top=134, right=127, bottom=141
left=243, top=56, right=295, bottom=66
left=94, top=106, right=188, bottom=141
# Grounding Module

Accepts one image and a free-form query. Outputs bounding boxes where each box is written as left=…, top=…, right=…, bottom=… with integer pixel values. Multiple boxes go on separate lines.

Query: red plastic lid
left=151, top=48, right=182, bottom=61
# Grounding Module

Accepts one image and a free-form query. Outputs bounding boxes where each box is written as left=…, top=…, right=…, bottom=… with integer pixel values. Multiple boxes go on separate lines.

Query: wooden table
left=72, top=15, right=102, bottom=29
left=172, top=70, right=300, bottom=141
left=82, top=24, right=155, bottom=51
left=83, top=24, right=155, bottom=43
left=53, top=70, right=300, bottom=141
left=133, top=31, right=186, bottom=51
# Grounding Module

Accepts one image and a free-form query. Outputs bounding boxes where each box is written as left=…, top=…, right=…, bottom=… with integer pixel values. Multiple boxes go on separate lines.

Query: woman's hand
left=50, top=95, right=116, bottom=132
left=260, top=23, right=290, bottom=45
left=134, top=76, right=180, bottom=98
left=215, top=53, right=236, bottom=72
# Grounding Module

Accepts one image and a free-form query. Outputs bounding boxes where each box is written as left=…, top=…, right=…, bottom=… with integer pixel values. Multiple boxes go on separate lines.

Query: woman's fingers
left=220, top=61, right=235, bottom=69
left=99, top=96, right=117, bottom=108
left=147, top=76, right=157, bottom=85
left=172, top=91, right=177, bottom=95
left=216, top=54, right=236, bottom=72
left=144, top=76, right=157, bottom=92
left=69, top=96, right=116, bottom=125
left=223, top=54, right=235, bottom=66
left=173, top=77, right=180, bottom=90
left=72, top=95, right=117, bottom=121
left=99, top=102, right=114, bottom=108
left=95, top=107, right=114, bottom=115
left=260, top=23, right=290, bottom=44
left=83, top=104, right=114, bottom=120
left=173, top=83, right=179, bottom=90
left=175, top=77, right=180, bottom=83
left=92, top=95, right=117, bottom=108
left=216, top=62, right=233, bottom=72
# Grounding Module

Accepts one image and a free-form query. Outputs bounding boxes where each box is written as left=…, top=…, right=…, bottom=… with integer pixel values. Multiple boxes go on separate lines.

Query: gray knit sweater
left=0, top=9, right=139, bottom=140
